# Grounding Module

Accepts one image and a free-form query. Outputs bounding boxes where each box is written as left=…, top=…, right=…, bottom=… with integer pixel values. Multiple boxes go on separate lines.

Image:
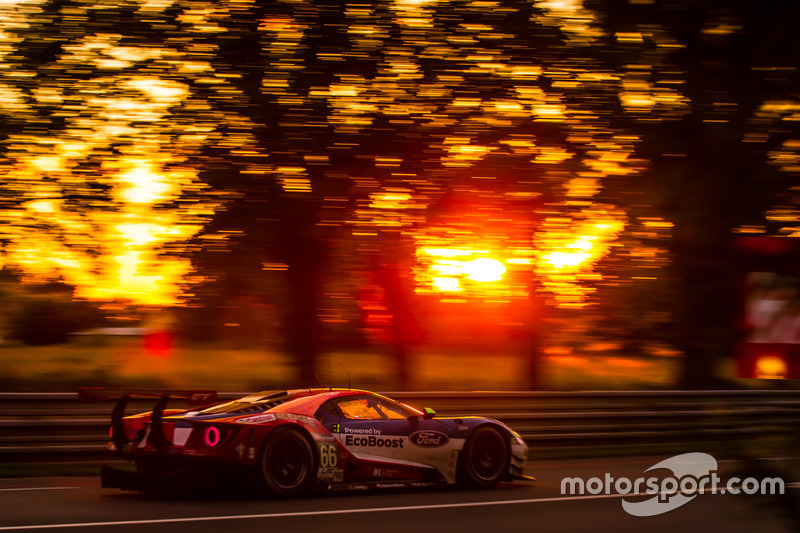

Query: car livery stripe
left=173, top=426, right=192, bottom=447
left=333, top=433, right=466, bottom=483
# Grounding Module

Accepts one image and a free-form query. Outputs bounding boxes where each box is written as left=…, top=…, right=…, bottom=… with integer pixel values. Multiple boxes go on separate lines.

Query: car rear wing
left=78, top=388, right=218, bottom=453
left=77, top=388, right=218, bottom=406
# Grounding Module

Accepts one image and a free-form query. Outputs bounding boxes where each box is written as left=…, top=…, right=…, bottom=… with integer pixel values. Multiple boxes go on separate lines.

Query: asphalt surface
left=1, top=456, right=799, bottom=532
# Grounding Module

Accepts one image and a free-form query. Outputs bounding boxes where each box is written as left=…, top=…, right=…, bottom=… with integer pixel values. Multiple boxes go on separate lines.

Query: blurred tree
left=588, top=0, right=800, bottom=387
left=5, top=282, right=107, bottom=345
left=0, top=1, right=226, bottom=306
left=1, top=0, right=796, bottom=389
left=0, top=0, right=685, bottom=387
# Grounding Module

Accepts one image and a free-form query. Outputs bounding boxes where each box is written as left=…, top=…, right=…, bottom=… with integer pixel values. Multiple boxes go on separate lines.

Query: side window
left=335, top=395, right=415, bottom=420
left=315, top=399, right=342, bottom=424
left=318, top=399, right=341, bottom=417
left=374, top=401, right=408, bottom=420
left=338, top=398, right=382, bottom=420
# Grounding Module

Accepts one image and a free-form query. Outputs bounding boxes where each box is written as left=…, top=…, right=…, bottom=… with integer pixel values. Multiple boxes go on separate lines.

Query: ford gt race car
left=80, top=388, right=530, bottom=496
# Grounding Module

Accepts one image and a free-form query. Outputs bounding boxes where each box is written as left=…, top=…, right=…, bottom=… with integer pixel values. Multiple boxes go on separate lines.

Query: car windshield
left=337, top=395, right=415, bottom=420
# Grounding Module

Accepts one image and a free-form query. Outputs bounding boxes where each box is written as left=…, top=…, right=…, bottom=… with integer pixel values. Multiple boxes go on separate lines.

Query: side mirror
left=409, top=407, right=436, bottom=421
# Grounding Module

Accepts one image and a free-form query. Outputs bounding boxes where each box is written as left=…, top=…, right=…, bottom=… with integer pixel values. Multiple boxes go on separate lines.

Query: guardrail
left=2, top=390, right=799, bottom=463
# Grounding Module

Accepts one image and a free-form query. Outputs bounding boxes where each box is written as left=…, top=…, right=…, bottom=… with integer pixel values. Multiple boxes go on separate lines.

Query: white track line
left=1, top=484, right=794, bottom=531
left=0, top=487, right=78, bottom=493
left=0, top=493, right=626, bottom=531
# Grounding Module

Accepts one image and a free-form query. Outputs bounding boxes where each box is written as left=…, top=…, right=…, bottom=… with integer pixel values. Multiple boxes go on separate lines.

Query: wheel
left=458, top=426, right=510, bottom=488
left=260, top=428, right=315, bottom=496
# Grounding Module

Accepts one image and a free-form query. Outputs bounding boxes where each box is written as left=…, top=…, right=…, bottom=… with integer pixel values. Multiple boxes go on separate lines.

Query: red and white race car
left=82, top=388, right=530, bottom=495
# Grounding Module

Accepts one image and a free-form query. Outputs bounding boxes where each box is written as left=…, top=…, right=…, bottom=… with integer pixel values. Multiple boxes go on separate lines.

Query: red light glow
left=203, top=426, right=221, bottom=447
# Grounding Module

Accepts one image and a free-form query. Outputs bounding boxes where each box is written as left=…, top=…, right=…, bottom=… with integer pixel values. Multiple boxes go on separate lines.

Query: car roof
left=266, top=389, right=369, bottom=416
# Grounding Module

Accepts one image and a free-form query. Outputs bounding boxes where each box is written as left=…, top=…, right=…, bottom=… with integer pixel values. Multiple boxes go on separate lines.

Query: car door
left=317, top=394, right=460, bottom=482
left=332, top=394, right=410, bottom=461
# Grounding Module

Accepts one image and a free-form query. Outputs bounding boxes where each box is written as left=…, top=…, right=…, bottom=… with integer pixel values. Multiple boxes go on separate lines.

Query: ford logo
left=409, top=430, right=449, bottom=448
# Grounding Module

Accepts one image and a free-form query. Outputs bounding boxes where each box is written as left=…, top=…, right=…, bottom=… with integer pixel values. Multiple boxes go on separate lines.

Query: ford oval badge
left=409, top=430, right=449, bottom=447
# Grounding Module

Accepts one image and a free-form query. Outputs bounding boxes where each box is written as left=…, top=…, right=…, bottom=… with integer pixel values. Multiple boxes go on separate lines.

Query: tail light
left=203, top=426, right=222, bottom=447
left=755, top=354, right=787, bottom=379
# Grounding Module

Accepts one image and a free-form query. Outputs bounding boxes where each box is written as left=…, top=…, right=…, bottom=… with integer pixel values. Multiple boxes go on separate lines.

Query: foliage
left=5, top=284, right=107, bottom=345
left=0, top=0, right=797, bottom=386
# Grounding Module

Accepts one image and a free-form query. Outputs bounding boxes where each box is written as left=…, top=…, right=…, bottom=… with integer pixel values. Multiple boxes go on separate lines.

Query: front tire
left=260, top=428, right=314, bottom=496
left=458, top=426, right=510, bottom=489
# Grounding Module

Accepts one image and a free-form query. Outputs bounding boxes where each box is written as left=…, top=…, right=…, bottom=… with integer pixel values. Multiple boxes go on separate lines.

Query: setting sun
left=433, top=277, right=463, bottom=292
left=415, top=244, right=516, bottom=299
left=464, top=258, right=506, bottom=282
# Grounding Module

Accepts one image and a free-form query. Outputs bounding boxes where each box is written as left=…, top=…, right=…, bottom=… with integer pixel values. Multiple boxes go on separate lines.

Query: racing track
left=1, top=456, right=799, bottom=532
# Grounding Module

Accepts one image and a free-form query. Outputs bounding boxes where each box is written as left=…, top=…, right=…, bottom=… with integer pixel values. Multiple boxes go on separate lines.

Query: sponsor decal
left=188, top=391, right=216, bottom=403
left=312, top=433, right=336, bottom=442
left=275, top=413, right=317, bottom=425
left=238, top=412, right=317, bottom=425
left=409, top=430, right=449, bottom=448
left=332, top=423, right=340, bottom=433
left=344, top=427, right=382, bottom=435
left=376, top=483, right=406, bottom=489
left=316, top=434, right=336, bottom=444
left=372, top=467, right=400, bottom=478
left=345, top=435, right=404, bottom=448
left=236, top=414, right=277, bottom=424
left=233, top=443, right=256, bottom=460
left=318, top=467, right=344, bottom=482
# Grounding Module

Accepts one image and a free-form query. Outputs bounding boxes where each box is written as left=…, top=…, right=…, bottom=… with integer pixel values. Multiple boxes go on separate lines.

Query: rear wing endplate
left=78, top=388, right=218, bottom=453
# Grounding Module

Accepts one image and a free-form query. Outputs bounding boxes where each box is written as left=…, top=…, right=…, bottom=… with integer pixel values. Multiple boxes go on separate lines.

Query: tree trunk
left=278, top=202, right=324, bottom=387
left=374, top=261, right=418, bottom=390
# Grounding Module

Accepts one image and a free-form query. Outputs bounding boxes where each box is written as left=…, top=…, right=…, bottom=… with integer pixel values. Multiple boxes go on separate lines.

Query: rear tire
left=458, top=426, right=509, bottom=489
left=260, top=428, right=315, bottom=496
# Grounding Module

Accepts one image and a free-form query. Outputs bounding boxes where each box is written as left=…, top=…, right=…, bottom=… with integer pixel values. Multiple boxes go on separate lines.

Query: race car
left=81, top=388, right=530, bottom=495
